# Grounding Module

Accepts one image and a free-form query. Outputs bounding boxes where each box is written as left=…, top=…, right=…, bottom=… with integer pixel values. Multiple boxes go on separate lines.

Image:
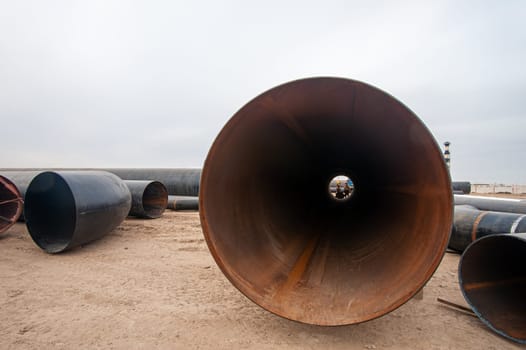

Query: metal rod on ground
left=24, top=171, right=131, bottom=253
left=459, top=232, right=526, bottom=344
left=436, top=297, right=476, bottom=317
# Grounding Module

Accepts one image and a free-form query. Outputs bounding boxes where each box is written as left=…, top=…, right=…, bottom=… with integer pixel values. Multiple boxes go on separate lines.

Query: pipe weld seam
left=471, top=211, right=490, bottom=242
left=510, top=215, right=526, bottom=233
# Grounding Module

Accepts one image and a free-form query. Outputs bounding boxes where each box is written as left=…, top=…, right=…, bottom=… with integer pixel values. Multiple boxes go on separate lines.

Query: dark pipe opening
left=200, top=78, right=452, bottom=325
left=25, top=173, right=76, bottom=253
left=142, top=181, right=168, bottom=218
left=459, top=235, right=526, bottom=343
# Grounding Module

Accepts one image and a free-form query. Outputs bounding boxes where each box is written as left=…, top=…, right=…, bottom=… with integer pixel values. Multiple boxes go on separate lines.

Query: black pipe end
left=459, top=233, right=526, bottom=344
left=142, top=181, right=168, bottom=219
left=25, top=172, right=76, bottom=253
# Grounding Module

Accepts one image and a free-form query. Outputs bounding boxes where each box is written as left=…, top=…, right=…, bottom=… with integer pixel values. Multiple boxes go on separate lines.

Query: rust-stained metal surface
left=124, top=180, right=168, bottom=219
left=199, top=77, right=453, bottom=326
left=459, top=232, right=526, bottom=344
left=0, top=175, right=23, bottom=233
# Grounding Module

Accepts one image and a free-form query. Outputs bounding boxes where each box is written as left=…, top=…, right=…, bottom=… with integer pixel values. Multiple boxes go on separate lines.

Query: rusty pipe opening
left=459, top=233, right=526, bottom=344
left=0, top=175, right=23, bottom=233
left=200, top=77, right=453, bottom=326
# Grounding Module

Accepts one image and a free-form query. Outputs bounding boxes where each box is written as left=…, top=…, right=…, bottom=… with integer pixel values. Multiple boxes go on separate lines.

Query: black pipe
left=459, top=232, right=526, bottom=344
left=454, top=194, right=526, bottom=214
left=102, top=169, right=200, bottom=196
left=449, top=205, right=526, bottom=252
left=125, top=180, right=168, bottom=219
left=24, top=171, right=131, bottom=253
left=0, top=168, right=201, bottom=196
left=452, top=181, right=471, bottom=194
left=167, top=195, right=199, bottom=211
left=0, top=175, right=23, bottom=233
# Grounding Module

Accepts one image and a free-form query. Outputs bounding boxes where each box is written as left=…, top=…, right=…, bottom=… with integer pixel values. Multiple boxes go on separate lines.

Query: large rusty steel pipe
left=0, top=175, right=23, bottom=233
left=459, top=232, right=526, bottom=344
left=24, top=171, right=131, bottom=253
left=200, top=77, right=453, bottom=326
left=124, top=180, right=168, bottom=219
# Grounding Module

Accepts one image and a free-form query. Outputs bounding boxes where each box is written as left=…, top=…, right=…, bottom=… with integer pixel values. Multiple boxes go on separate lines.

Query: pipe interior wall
left=0, top=171, right=46, bottom=222
left=0, top=175, right=23, bottom=233
left=125, top=180, right=168, bottom=219
left=200, top=77, right=453, bottom=326
left=459, top=232, right=526, bottom=344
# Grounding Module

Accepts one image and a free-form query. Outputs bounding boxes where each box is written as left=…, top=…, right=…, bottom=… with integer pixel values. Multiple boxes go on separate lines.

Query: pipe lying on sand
left=167, top=195, right=199, bottom=211
left=454, top=194, right=526, bottom=214
left=125, top=180, right=168, bottom=219
left=24, top=171, right=131, bottom=253
left=449, top=205, right=526, bottom=252
left=459, top=232, right=526, bottom=344
left=452, top=181, right=471, bottom=194
left=0, top=175, right=23, bottom=233
left=1, top=168, right=201, bottom=197
left=102, top=169, right=200, bottom=196
left=199, top=77, right=453, bottom=326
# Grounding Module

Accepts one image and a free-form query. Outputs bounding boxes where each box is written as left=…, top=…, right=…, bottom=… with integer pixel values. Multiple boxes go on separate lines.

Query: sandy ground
left=0, top=210, right=524, bottom=350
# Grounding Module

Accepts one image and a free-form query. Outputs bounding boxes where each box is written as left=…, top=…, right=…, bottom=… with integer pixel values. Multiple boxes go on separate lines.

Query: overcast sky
left=1, top=1, right=525, bottom=183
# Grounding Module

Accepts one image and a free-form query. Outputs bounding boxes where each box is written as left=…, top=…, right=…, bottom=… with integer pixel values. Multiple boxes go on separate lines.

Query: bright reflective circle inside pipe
left=199, top=77, right=453, bottom=326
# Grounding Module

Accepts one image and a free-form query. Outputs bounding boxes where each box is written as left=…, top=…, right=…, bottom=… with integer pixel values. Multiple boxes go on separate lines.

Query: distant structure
left=443, top=141, right=451, bottom=169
